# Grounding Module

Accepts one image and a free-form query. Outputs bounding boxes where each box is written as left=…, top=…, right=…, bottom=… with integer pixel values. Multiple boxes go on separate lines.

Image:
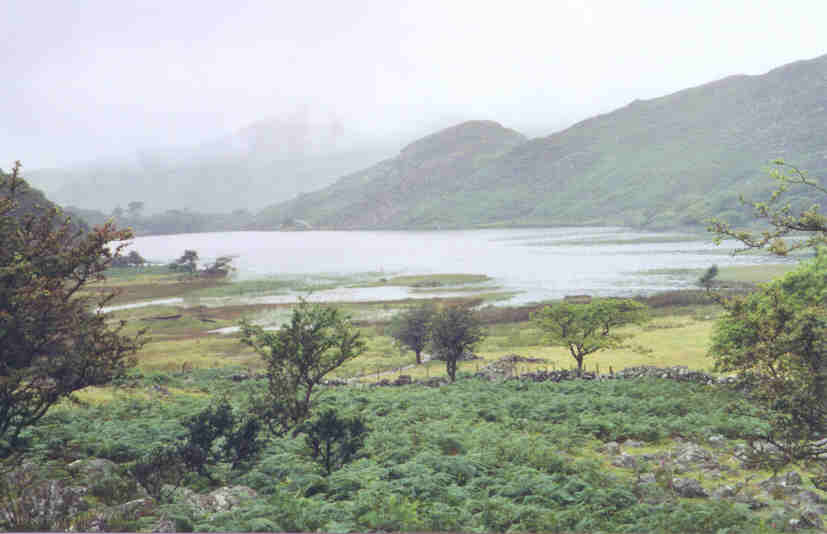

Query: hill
left=254, top=120, right=527, bottom=228
left=1, top=164, right=89, bottom=233
left=257, top=54, right=827, bottom=230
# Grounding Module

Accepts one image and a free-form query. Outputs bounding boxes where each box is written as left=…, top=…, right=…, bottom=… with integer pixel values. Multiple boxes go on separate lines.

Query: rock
left=673, top=443, right=712, bottom=465
left=712, top=485, right=738, bottom=499
left=791, top=490, right=824, bottom=507
left=169, top=485, right=257, bottom=517
left=207, top=486, right=257, bottom=514
left=151, top=518, right=177, bottom=532
left=624, top=440, right=645, bottom=448
left=0, top=464, right=89, bottom=530
left=800, top=504, right=826, bottom=529
left=707, top=434, right=727, bottom=448
left=611, top=453, right=638, bottom=469
left=671, top=477, right=709, bottom=498
left=68, top=457, right=145, bottom=504
left=760, top=471, right=803, bottom=496
left=85, top=498, right=156, bottom=532
left=604, top=441, right=621, bottom=455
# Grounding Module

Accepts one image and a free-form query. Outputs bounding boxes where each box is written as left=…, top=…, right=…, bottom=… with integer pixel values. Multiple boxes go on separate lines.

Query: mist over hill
left=25, top=113, right=398, bottom=215
left=258, top=54, right=827, bottom=230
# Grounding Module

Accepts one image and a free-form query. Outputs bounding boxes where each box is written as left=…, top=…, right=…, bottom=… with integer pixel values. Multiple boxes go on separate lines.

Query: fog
left=3, top=0, right=826, bottom=207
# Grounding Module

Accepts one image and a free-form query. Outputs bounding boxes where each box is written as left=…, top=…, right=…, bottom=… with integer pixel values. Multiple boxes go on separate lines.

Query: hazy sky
left=4, top=0, right=826, bottom=169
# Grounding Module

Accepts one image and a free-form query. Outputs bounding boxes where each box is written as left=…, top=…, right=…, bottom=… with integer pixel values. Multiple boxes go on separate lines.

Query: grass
left=716, top=263, right=798, bottom=284
left=357, top=314, right=718, bottom=383
left=97, top=264, right=731, bottom=386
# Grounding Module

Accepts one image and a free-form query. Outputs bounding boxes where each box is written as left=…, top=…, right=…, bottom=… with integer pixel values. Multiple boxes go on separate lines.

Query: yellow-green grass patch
left=716, top=263, right=798, bottom=284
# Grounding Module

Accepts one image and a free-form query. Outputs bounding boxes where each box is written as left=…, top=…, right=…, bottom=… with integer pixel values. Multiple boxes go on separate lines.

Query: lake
left=123, top=227, right=791, bottom=306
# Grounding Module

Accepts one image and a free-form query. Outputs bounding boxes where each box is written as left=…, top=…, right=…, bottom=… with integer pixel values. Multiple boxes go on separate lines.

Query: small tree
left=169, top=249, right=199, bottom=274
left=389, top=303, right=435, bottom=364
left=698, top=264, right=719, bottom=289
left=296, top=409, right=367, bottom=475
left=0, top=162, right=144, bottom=454
left=533, top=298, right=649, bottom=374
left=126, top=201, right=145, bottom=218
left=201, top=256, right=234, bottom=277
left=430, top=305, right=485, bottom=382
left=240, top=300, right=365, bottom=434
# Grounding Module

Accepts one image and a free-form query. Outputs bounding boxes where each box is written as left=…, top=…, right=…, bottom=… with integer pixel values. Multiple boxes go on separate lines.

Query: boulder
left=671, top=477, right=709, bottom=498
left=611, top=453, right=638, bottom=469
left=68, top=457, right=146, bottom=504
left=673, top=443, right=712, bottom=466
left=168, top=485, right=257, bottom=518
left=0, top=464, right=89, bottom=530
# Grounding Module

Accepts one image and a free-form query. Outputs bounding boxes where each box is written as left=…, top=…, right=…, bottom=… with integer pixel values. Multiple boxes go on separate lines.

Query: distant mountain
left=257, top=54, right=827, bottom=230
left=254, top=120, right=527, bottom=228
left=25, top=114, right=397, bottom=215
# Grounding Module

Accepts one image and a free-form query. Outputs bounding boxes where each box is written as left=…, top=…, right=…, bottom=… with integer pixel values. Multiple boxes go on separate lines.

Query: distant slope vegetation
left=1, top=165, right=88, bottom=233
left=255, top=120, right=527, bottom=228
left=257, top=54, right=827, bottom=230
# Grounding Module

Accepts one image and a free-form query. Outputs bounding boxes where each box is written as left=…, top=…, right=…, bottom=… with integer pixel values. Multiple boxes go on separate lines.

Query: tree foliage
left=710, top=253, right=827, bottom=465
left=240, top=300, right=365, bottom=433
left=698, top=264, right=719, bottom=289
left=0, top=161, right=144, bottom=454
left=708, top=162, right=827, bottom=465
left=533, top=299, right=649, bottom=374
left=296, top=408, right=368, bottom=475
left=389, top=303, right=435, bottom=364
left=430, top=305, right=485, bottom=382
left=708, top=161, right=826, bottom=255
left=168, top=249, right=199, bottom=273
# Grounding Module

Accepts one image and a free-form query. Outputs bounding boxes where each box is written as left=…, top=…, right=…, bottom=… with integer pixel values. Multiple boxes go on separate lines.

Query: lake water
left=123, top=228, right=790, bottom=307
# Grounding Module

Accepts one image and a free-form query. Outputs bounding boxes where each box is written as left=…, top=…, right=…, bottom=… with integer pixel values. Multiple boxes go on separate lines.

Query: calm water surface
left=124, top=228, right=790, bottom=306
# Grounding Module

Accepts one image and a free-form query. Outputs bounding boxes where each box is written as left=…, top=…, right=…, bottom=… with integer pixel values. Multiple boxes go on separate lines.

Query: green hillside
left=256, top=54, right=827, bottom=230
left=254, top=120, right=527, bottom=229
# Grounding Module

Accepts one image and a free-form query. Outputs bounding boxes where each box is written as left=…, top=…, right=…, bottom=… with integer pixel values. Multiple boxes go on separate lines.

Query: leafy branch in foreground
left=708, top=161, right=826, bottom=255
left=0, top=161, right=145, bottom=455
left=240, top=299, right=365, bottom=434
left=710, top=253, right=827, bottom=466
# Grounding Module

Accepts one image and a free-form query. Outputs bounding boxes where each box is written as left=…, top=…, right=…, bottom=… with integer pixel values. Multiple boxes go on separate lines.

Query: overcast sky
left=3, top=0, right=826, bottom=169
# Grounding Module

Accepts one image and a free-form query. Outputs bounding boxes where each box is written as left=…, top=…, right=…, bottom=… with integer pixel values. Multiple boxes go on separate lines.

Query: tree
left=0, top=162, right=144, bottom=454
left=240, top=300, right=365, bottom=434
left=708, top=162, right=827, bottom=465
left=708, top=161, right=826, bottom=255
left=111, top=250, right=145, bottom=268
left=296, top=408, right=367, bottom=475
left=430, top=305, right=485, bottom=382
left=169, top=249, right=199, bottom=273
left=710, top=253, right=827, bottom=466
left=698, top=264, right=719, bottom=289
left=201, top=255, right=234, bottom=277
left=126, top=201, right=145, bottom=218
left=533, top=298, right=649, bottom=375
left=389, top=303, right=435, bottom=364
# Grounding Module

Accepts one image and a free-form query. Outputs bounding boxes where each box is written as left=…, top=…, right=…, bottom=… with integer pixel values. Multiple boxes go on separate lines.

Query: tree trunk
left=415, top=350, right=422, bottom=365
